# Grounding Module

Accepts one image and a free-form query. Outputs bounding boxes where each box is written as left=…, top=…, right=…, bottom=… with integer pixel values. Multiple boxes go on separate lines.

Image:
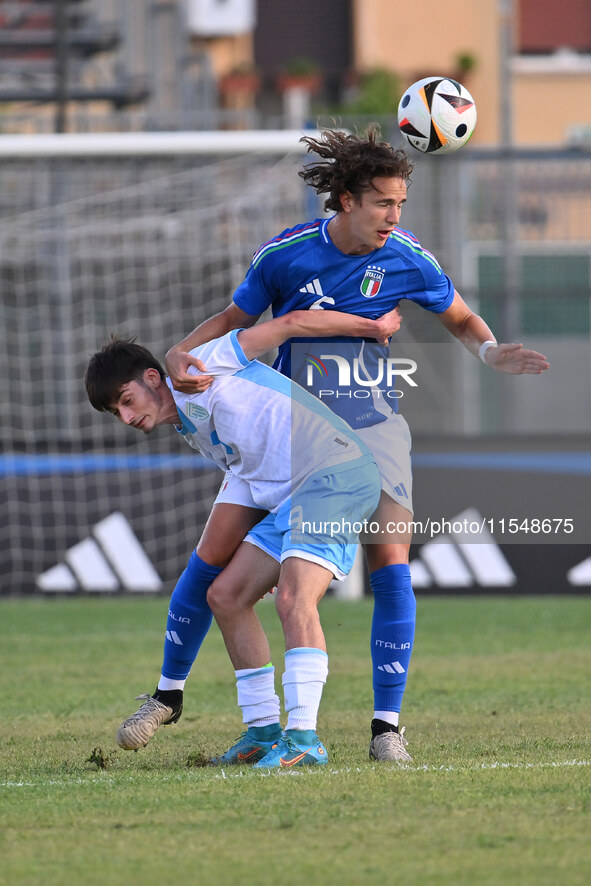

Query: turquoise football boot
left=209, top=724, right=282, bottom=765
left=253, top=729, right=328, bottom=769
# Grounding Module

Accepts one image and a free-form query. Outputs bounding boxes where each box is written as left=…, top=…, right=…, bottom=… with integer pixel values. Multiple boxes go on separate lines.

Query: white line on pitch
left=1, top=758, right=589, bottom=788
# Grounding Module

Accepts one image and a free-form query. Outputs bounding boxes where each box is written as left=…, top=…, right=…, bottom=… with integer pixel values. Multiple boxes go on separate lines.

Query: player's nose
left=119, top=406, right=135, bottom=425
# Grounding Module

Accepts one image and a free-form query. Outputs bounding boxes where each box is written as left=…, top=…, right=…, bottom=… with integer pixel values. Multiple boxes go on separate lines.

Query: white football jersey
left=168, top=330, right=368, bottom=513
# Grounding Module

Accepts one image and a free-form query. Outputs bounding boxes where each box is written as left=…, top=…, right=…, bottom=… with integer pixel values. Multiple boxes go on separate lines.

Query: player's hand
left=485, top=342, right=550, bottom=374
left=165, top=348, right=214, bottom=392
left=374, top=306, right=402, bottom=343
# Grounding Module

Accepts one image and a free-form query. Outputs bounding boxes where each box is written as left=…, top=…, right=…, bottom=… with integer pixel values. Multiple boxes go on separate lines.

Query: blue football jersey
left=233, top=217, right=455, bottom=429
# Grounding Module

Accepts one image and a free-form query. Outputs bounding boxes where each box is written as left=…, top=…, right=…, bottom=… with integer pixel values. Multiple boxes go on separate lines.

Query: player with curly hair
left=133, top=126, right=548, bottom=763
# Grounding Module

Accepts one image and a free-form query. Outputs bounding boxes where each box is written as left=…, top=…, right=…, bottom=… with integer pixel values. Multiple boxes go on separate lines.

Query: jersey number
left=309, top=296, right=335, bottom=310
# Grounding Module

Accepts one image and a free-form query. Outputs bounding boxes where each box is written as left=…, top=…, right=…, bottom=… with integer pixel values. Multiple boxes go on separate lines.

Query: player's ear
left=143, top=367, right=162, bottom=388
left=339, top=190, right=354, bottom=213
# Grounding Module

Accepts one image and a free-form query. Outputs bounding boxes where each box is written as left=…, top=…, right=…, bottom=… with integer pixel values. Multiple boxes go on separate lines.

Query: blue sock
left=370, top=564, right=416, bottom=713
left=161, top=551, right=221, bottom=681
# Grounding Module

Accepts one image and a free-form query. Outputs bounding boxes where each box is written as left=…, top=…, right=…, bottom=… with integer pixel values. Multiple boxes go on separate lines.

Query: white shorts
left=213, top=471, right=265, bottom=509
left=355, top=413, right=413, bottom=514
left=214, top=414, right=413, bottom=515
left=244, top=455, right=381, bottom=580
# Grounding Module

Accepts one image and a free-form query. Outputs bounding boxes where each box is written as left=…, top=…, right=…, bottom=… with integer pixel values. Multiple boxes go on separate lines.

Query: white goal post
left=0, top=130, right=323, bottom=157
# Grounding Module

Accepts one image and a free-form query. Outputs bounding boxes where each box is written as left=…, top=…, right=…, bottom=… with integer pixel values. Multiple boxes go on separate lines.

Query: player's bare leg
left=252, top=557, right=333, bottom=769
left=117, top=504, right=265, bottom=750
left=206, top=541, right=283, bottom=765
left=207, top=540, right=280, bottom=669
left=196, top=503, right=266, bottom=567
left=274, top=556, right=331, bottom=651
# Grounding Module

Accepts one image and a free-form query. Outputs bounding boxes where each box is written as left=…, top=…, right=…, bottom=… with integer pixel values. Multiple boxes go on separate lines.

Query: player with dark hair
left=134, top=125, right=548, bottom=763
left=86, top=306, right=406, bottom=767
left=297, top=126, right=414, bottom=212
left=91, top=308, right=401, bottom=766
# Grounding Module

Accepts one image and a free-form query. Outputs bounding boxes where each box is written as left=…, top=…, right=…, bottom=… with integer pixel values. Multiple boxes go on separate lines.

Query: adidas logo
left=299, top=278, right=323, bottom=296
left=166, top=630, right=183, bottom=645
left=36, top=512, right=162, bottom=593
left=378, top=661, right=405, bottom=674
left=410, top=507, right=516, bottom=588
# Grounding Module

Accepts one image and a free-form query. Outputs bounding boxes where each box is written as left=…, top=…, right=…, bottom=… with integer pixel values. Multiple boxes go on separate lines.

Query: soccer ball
left=397, top=76, right=477, bottom=155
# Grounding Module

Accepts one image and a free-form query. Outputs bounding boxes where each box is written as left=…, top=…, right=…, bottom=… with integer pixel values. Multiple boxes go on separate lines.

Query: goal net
left=0, top=132, right=319, bottom=594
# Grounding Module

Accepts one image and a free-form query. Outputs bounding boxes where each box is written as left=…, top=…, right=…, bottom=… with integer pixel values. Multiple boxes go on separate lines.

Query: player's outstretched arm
left=237, top=307, right=402, bottom=362
left=166, top=303, right=261, bottom=392
left=438, top=291, right=549, bottom=375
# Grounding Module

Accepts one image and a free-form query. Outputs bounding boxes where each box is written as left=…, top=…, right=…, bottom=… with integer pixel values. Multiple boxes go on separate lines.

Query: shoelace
left=276, top=734, right=303, bottom=754
left=381, top=727, right=407, bottom=744
left=127, top=694, right=166, bottom=717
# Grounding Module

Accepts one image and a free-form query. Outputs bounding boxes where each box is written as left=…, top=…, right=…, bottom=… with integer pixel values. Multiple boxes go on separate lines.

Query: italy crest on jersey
left=360, top=266, right=385, bottom=298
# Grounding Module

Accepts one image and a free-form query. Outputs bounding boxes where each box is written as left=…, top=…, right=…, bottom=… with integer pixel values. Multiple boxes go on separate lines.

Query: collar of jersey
left=173, top=406, right=196, bottom=436
left=164, top=378, right=197, bottom=435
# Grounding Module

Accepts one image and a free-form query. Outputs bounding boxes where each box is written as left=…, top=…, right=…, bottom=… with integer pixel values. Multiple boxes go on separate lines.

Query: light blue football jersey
left=168, top=330, right=369, bottom=513
left=233, top=217, right=455, bottom=429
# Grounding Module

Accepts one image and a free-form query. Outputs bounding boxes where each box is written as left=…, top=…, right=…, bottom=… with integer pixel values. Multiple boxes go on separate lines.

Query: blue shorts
left=244, top=455, right=380, bottom=580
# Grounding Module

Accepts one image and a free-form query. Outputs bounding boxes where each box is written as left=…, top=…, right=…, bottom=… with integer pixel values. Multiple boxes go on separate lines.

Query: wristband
left=478, top=340, right=497, bottom=364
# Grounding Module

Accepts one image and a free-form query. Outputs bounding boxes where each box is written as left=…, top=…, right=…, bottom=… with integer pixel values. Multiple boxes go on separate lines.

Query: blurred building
left=1, top=0, right=591, bottom=143
left=350, top=0, right=591, bottom=146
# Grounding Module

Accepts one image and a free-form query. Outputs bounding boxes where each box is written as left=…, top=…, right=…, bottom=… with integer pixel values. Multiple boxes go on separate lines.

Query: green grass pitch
left=1, top=595, right=590, bottom=886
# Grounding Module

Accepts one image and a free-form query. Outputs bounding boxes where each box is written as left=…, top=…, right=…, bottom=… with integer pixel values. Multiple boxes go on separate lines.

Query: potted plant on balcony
left=219, top=63, right=261, bottom=97
left=453, top=51, right=478, bottom=82
left=277, top=57, right=322, bottom=94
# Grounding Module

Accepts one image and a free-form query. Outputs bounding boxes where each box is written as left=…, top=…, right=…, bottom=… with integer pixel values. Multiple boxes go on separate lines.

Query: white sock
left=373, top=710, right=399, bottom=727
left=282, top=647, right=329, bottom=732
left=235, top=665, right=281, bottom=727
left=158, top=676, right=186, bottom=692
